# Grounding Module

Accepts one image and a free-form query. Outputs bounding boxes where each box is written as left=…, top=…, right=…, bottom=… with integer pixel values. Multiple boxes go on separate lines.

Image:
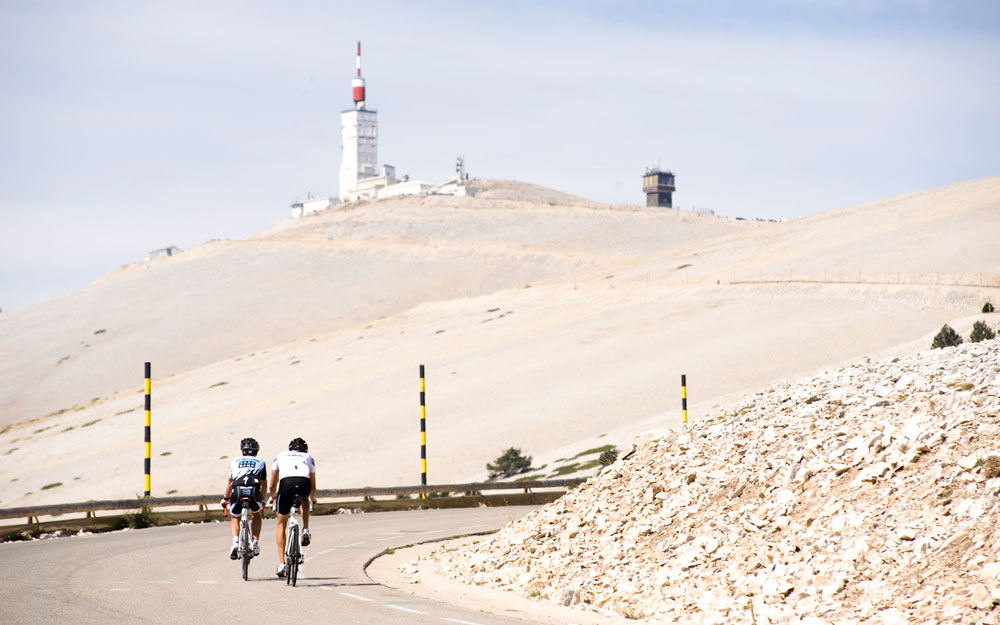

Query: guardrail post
left=144, top=362, right=151, bottom=497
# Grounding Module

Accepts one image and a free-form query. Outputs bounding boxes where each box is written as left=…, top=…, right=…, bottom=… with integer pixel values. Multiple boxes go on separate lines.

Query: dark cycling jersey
left=228, top=455, right=266, bottom=514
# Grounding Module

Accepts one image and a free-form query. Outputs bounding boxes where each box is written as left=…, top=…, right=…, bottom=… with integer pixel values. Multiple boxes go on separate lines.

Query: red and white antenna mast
left=352, top=41, right=366, bottom=110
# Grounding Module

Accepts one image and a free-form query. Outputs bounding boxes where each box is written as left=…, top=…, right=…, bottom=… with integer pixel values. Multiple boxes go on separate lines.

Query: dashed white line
left=340, top=592, right=374, bottom=602
left=414, top=529, right=443, bottom=535
left=110, top=588, right=128, bottom=592
left=340, top=541, right=365, bottom=548
left=458, top=525, right=483, bottom=530
left=316, top=548, right=335, bottom=555
left=442, top=619, right=487, bottom=625
left=385, top=604, right=427, bottom=615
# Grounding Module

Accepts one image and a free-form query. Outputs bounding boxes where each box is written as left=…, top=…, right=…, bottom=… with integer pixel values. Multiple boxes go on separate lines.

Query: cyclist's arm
left=309, top=472, right=317, bottom=502
left=223, top=476, right=233, bottom=500
left=268, top=469, right=279, bottom=500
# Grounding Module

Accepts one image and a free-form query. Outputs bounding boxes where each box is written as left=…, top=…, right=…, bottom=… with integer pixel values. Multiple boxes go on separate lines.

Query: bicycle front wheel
left=287, top=526, right=299, bottom=586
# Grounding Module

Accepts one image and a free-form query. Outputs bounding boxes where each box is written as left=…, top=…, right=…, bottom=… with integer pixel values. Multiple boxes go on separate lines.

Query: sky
left=1, top=0, right=999, bottom=311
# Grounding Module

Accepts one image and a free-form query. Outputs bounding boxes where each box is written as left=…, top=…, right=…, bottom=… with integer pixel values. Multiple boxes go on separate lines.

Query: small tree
left=984, top=302, right=996, bottom=313
left=970, top=320, right=996, bottom=343
left=487, top=447, right=533, bottom=479
left=931, top=324, right=963, bottom=349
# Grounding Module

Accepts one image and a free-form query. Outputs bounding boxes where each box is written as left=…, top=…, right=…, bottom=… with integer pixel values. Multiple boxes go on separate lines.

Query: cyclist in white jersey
left=221, top=437, right=267, bottom=559
left=268, top=437, right=316, bottom=577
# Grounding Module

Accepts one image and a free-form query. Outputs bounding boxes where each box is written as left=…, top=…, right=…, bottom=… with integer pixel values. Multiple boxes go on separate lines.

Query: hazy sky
left=2, top=1, right=999, bottom=311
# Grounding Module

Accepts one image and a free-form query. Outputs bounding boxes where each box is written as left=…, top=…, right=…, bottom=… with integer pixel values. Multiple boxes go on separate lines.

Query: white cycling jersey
left=229, top=455, right=266, bottom=484
left=272, top=450, right=315, bottom=479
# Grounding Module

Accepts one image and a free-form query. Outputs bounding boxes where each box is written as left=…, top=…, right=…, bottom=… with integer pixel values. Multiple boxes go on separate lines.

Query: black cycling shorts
left=228, top=485, right=263, bottom=515
left=276, top=476, right=311, bottom=515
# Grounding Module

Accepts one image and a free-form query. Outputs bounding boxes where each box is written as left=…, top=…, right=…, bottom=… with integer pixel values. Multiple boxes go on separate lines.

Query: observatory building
left=290, top=42, right=474, bottom=218
left=642, top=168, right=676, bottom=208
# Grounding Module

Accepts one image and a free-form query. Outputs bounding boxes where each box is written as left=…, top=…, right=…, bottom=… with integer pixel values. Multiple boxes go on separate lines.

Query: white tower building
left=339, top=42, right=378, bottom=201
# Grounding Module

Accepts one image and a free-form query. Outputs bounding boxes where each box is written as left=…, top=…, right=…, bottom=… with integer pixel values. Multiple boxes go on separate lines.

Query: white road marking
left=385, top=604, right=427, bottom=615
left=340, top=592, right=374, bottom=602
left=442, top=619, right=487, bottom=625
left=458, top=525, right=483, bottom=530
left=377, top=536, right=403, bottom=541
left=415, top=529, right=443, bottom=535
left=110, top=588, right=128, bottom=592
left=340, top=541, right=365, bottom=548
left=316, top=548, right=335, bottom=555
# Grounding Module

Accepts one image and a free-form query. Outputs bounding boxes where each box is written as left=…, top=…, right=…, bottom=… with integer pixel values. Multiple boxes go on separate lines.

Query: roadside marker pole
left=419, top=365, right=427, bottom=499
left=681, top=374, right=688, bottom=426
left=144, top=362, right=151, bottom=497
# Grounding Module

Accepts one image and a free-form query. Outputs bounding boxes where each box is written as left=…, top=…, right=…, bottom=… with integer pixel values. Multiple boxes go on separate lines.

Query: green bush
left=487, top=447, right=533, bottom=479
left=970, top=320, right=996, bottom=343
left=599, top=447, right=619, bottom=466
left=119, top=501, right=161, bottom=529
left=984, top=302, right=996, bottom=313
left=931, top=324, right=963, bottom=349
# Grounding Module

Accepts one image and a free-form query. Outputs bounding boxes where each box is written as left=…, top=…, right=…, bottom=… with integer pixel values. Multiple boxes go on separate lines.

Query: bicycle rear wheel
left=240, top=517, right=251, bottom=581
left=287, top=526, right=299, bottom=586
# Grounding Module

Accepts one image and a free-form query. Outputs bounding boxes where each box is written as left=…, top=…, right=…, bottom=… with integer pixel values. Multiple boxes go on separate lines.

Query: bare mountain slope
left=0, top=175, right=997, bottom=510
left=0, top=184, right=743, bottom=425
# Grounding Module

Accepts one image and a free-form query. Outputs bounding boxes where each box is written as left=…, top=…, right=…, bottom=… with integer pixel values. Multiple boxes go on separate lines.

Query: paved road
left=1, top=506, right=539, bottom=625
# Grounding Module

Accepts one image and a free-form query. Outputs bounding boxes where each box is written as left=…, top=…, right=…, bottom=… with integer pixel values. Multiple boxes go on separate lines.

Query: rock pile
left=432, top=340, right=1000, bottom=623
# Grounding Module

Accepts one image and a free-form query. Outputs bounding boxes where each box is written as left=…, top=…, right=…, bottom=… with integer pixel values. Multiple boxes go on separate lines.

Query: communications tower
left=339, top=42, right=378, bottom=200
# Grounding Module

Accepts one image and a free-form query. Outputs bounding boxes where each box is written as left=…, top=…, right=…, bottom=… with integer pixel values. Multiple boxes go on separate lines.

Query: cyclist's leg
left=275, top=512, right=289, bottom=565
left=250, top=500, right=263, bottom=540
left=228, top=497, right=241, bottom=558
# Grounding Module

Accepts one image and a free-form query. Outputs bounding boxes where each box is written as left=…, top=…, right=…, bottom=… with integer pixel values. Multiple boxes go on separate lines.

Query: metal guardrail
left=0, top=479, right=587, bottom=522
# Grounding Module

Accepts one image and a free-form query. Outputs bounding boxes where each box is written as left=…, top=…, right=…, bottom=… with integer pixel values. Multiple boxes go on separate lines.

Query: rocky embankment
left=433, top=340, right=1000, bottom=623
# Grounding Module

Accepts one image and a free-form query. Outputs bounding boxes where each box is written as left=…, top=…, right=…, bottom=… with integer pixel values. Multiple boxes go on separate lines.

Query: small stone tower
left=642, top=168, right=676, bottom=208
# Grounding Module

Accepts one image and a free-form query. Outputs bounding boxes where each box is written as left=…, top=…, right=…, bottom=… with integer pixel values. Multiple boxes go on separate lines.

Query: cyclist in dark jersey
left=221, top=437, right=267, bottom=559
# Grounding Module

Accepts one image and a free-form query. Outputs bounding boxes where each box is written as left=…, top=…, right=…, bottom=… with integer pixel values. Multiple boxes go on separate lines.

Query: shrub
left=599, top=447, right=619, bottom=466
left=487, top=447, right=533, bottom=479
left=931, top=324, right=963, bottom=349
left=120, top=499, right=162, bottom=529
left=970, top=320, right=996, bottom=343
left=984, top=302, right=996, bottom=313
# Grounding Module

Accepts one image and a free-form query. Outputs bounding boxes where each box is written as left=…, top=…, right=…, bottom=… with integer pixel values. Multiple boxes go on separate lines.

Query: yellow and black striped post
left=144, top=362, right=151, bottom=497
left=681, top=374, right=688, bottom=425
left=419, top=364, right=427, bottom=499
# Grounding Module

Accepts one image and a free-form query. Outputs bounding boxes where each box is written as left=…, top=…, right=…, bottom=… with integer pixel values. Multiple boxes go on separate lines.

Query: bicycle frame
left=284, top=496, right=304, bottom=586
left=237, top=496, right=254, bottom=581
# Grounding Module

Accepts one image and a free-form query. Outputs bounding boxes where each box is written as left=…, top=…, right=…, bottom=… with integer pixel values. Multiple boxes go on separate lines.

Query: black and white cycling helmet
left=240, top=437, right=259, bottom=456
left=288, top=437, right=308, bottom=452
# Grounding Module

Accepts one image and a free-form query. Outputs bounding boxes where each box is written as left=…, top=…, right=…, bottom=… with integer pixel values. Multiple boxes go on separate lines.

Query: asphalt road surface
left=1, top=506, right=539, bottom=625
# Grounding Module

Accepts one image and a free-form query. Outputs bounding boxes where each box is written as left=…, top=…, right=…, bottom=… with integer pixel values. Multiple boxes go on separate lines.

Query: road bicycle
left=238, top=498, right=255, bottom=580
left=284, top=494, right=308, bottom=586
left=225, top=492, right=257, bottom=581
